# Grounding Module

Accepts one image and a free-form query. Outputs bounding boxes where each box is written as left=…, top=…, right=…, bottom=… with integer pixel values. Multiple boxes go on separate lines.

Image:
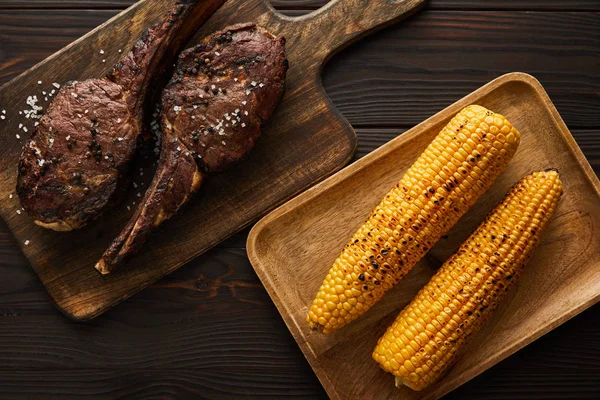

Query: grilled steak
left=96, top=24, right=287, bottom=274
left=17, top=0, right=225, bottom=231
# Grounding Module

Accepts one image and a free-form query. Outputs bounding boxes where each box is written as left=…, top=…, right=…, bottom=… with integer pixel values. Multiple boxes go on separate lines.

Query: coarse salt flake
left=66, top=135, right=71, bottom=140
left=16, top=210, right=21, bottom=215
left=251, top=81, right=257, bottom=86
left=37, top=81, right=42, bottom=85
left=53, top=83, right=60, bottom=89
left=16, top=134, right=20, bottom=139
left=99, top=49, right=105, bottom=54
left=242, top=101, right=247, bottom=105
left=9, top=194, right=13, bottom=199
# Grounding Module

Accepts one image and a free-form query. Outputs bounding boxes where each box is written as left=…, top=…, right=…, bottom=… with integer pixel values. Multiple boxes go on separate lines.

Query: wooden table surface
left=0, top=1, right=598, bottom=399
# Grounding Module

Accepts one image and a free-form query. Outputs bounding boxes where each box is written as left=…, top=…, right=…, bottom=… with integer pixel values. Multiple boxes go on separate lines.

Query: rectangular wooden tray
left=247, top=72, right=600, bottom=400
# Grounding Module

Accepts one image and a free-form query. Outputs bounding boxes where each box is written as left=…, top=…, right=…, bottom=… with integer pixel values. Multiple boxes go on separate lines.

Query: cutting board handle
left=293, top=0, right=427, bottom=62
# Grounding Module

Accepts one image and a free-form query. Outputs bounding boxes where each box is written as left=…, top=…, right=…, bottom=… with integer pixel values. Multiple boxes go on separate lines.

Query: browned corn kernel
left=372, top=170, right=563, bottom=391
left=306, top=105, right=520, bottom=334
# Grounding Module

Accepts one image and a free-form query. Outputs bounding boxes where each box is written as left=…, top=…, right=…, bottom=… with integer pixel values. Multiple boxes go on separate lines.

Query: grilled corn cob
left=372, top=170, right=563, bottom=391
left=306, top=105, right=520, bottom=334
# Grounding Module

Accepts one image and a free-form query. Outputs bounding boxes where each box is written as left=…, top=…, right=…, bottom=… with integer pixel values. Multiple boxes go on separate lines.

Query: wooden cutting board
left=247, top=73, right=600, bottom=399
left=0, top=0, right=426, bottom=319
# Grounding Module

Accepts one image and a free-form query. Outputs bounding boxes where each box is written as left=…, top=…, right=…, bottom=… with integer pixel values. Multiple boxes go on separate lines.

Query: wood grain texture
left=0, top=1, right=598, bottom=399
left=323, top=11, right=600, bottom=128
left=0, top=0, right=428, bottom=320
left=0, top=0, right=598, bottom=10
left=2, top=11, right=597, bottom=128
left=247, top=73, right=600, bottom=400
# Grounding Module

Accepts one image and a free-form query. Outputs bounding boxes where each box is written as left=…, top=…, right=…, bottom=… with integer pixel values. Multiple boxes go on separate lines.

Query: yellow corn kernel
left=372, top=170, right=563, bottom=391
left=306, top=105, right=520, bottom=334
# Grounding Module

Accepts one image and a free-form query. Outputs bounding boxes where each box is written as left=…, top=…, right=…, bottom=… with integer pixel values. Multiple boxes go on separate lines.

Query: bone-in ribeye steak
left=96, top=23, right=288, bottom=274
left=16, top=0, right=225, bottom=231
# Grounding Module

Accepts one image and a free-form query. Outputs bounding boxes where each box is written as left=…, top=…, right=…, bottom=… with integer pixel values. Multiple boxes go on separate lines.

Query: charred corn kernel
left=306, top=105, right=520, bottom=334
left=373, top=170, right=563, bottom=391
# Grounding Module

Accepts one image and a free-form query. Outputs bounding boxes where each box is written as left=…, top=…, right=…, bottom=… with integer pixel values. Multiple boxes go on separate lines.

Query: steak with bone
left=17, top=0, right=225, bottom=231
left=95, top=23, right=287, bottom=274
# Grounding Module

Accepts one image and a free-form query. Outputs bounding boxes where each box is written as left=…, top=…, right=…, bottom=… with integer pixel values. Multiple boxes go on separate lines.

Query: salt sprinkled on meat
left=16, top=210, right=21, bottom=215
left=8, top=194, right=12, bottom=199
left=24, top=240, right=30, bottom=245
left=52, top=83, right=60, bottom=89
left=15, top=134, right=20, bottom=139
left=99, top=49, right=105, bottom=54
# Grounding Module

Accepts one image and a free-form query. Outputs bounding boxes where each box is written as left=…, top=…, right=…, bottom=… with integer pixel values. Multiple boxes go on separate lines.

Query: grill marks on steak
left=16, top=0, right=225, bottom=231
left=96, top=24, right=287, bottom=274
left=17, top=80, right=136, bottom=230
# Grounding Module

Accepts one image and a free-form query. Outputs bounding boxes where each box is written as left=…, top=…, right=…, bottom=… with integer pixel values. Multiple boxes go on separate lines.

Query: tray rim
left=246, top=71, right=600, bottom=400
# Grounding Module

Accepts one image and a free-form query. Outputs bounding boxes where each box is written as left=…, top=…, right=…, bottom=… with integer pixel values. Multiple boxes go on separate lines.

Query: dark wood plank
left=270, top=0, right=600, bottom=10
left=2, top=11, right=597, bottom=130
left=0, top=0, right=598, bottom=11
left=0, top=236, right=598, bottom=399
left=323, top=11, right=600, bottom=129
left=0, top=1, right=598, bottom=399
